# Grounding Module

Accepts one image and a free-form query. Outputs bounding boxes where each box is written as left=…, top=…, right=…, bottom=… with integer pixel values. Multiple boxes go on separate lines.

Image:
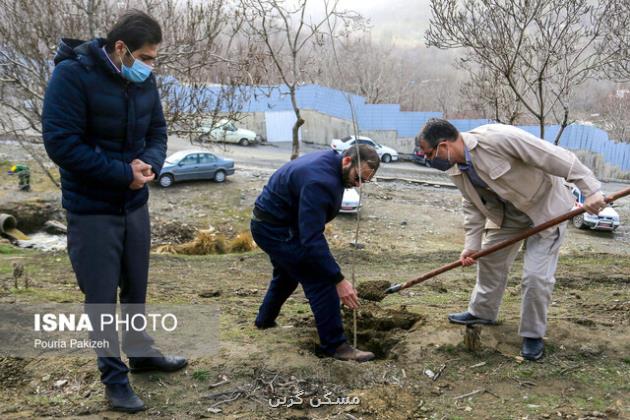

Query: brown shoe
left=332, top=343, right=375, bottom=362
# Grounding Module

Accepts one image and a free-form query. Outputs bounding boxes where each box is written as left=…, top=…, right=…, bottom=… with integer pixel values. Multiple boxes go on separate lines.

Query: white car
left=197, top=119, right=259, bottom=146
left=570, top=186, right=620, bottom=231
left=330, top=135, right=399, bottom=163
left=339, top=188, right=361, bottom=213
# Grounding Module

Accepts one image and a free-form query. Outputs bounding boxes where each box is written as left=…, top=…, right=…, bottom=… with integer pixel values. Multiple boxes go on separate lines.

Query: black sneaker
left=105, top=383, right=145, bottom=413
left=521, top=337, right=544, bottom=361
left=447, top=311, right=497, bottom=325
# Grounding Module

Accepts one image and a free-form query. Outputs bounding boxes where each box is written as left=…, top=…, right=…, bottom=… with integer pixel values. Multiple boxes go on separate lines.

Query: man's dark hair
left=418, top=118, right=459, bottom=148
left=105, top=10, right=162, bottom=52
left=343, top=144, right=380, bottom=171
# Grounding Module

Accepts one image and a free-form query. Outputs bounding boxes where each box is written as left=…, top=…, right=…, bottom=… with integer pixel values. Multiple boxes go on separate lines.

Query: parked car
left=197, top=119, right=259, bottom=146
left=413, top=146, right=430, bottom=166
left=158, top=150, right=235, bottom=187
left=330, top=135, right=399, bottom=163
left=339, top=188, right=361, bottom=213
left=570, top=186, right=620, bottom=231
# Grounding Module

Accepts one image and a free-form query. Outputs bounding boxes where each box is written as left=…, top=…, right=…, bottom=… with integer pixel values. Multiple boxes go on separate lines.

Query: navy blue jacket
left=255, top=150, right=345, bottom=282
left=42, top=38, right=167, bottom=214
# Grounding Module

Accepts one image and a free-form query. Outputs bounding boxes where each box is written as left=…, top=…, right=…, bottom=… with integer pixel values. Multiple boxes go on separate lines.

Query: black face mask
left=426, top=157, right=452, bottom=171
left=426, top=143, right=453, bottom=171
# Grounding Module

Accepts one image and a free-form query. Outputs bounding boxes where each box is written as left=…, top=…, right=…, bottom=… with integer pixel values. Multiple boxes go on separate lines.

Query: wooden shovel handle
left=385, top=186, right=630, bottom=294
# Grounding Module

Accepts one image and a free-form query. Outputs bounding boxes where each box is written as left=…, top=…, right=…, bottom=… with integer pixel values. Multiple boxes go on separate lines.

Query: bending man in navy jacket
left=42, top=11, right=185, bottom=413
left=252, top=145, right=380, bottom=362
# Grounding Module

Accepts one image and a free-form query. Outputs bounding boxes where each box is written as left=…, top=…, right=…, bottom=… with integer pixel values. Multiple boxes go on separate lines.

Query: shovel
left=385, top=186, right=630, bottom=295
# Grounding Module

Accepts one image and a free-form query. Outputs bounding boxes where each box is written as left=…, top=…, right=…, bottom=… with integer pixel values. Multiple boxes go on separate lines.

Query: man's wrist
left=333, top=272, right=344, bottom=284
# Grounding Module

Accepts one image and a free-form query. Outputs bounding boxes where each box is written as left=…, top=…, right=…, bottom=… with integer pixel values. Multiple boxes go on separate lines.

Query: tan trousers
left=467, top=190, right=567, bottom=338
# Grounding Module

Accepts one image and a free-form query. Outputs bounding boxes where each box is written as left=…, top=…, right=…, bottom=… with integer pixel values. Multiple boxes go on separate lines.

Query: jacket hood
left=53, top=38, right=88, bottom=65
left=53, top=38, right=112, bottom=70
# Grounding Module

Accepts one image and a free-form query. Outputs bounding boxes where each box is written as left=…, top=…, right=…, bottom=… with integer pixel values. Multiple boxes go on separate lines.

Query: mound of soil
left=151, top=219, right=197, bottom=245
left=356, top=280, right=391, bottom=302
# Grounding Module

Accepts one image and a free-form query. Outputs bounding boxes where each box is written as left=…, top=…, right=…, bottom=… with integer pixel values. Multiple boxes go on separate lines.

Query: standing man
left=42, top=11, right=186, bottom=412
left=252, top=146, right=380, bottom=362
left=416, top=119, right=605, bottom=361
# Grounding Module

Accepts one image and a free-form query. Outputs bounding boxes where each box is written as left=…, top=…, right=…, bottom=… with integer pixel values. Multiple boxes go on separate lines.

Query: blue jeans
left=251, top=220, right=346, bottom=354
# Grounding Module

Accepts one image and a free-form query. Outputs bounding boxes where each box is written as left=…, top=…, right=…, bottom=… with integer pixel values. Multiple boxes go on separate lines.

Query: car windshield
left=165, top=151, right=190, bottom=164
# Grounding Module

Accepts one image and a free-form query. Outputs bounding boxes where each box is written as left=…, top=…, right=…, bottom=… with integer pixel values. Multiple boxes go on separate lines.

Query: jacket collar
left=447, top=132, right=478, bottom=176
left=461, top=132, right=478, bottom=150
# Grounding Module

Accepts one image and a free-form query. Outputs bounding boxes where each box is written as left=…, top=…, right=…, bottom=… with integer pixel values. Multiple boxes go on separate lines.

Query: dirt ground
left=0, top=144, right=629, bottom=419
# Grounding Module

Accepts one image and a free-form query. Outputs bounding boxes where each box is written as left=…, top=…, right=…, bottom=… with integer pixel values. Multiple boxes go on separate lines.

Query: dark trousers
left=66, top=204, right=154, bottom=385
left=251, top=220, right=346, bottom=354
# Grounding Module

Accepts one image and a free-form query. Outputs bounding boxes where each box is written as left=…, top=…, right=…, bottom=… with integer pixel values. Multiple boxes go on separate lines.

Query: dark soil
left=341, top=303, right=424, bottom=359
left=357, top=280, right=391, bottom=302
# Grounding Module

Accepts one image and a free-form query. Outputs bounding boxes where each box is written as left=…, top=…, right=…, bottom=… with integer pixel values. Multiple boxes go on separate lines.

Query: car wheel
left=239, top=138, right=250, bottom=146
left=425, top=160, right=431, bottom=167
left=197, top=134, right=209, bottom=143
left=572, top=214, right=586, bottom=229
left=159, top=174, right=174, bottom=188
left=214, top=170, right=226, bottom=183
left=381, top=154, right=392, bottom=163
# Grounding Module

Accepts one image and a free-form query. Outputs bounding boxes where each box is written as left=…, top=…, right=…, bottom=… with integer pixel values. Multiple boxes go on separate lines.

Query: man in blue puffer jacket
left=252, top=146, right=380, bottom=362
left=42, top=10, right=186, bottom=413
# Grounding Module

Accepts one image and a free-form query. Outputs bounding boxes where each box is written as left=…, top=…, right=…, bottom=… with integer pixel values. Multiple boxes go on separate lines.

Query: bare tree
left=602, top=0, right=630, bottom=82
left=319, top=36, right=403, bottom=105
left=150, top=0, right=263, bottom=142
left=599, top=91, right=630, bottom=143
left=0, top=0, right=261, bottom=184
left=426, top=0, right=623, bottom=144
left=239, top=0, right=356, bottom=159
left=460, top=66, right=523, bottom=124
left=0, top=0, right=121, bottom=186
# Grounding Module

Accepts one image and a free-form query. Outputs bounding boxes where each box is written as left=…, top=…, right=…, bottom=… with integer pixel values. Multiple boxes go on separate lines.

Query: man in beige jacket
left=416, top=119, right=606, bottom=361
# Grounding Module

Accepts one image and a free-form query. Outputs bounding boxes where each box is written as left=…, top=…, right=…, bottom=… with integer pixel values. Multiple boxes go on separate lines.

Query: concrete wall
left=371, top=135, right=415, bottom=154
left=228, top=112, right=267, bottom=138
left=300, top=110, right=354, bottom=145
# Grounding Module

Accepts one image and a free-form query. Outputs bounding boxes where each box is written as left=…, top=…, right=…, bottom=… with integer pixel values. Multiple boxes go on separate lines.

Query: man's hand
left=132, top=159, right=153, bottom=177
left=129, top=160, right=155, bottom=190
left=583, top=190, right=606, bottom=215
left=336, top=279, right=359, bottom=310
left=460, top=249, right=478, bottom=267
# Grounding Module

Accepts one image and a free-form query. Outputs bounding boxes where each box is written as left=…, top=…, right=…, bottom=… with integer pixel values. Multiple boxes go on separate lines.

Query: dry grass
left=154, top=229, right=256, bottom=255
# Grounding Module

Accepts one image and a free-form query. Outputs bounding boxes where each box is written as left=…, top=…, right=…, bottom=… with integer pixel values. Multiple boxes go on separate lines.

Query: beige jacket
left=447, top=124, right=601, bottom=251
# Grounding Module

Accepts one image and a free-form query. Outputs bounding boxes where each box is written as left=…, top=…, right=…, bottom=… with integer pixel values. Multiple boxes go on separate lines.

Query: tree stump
left=464, top=325, right=481, bottom=351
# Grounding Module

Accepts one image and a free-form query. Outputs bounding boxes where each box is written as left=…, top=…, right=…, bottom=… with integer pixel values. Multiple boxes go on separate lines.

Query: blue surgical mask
left=120, top=46, right=152, bottom=83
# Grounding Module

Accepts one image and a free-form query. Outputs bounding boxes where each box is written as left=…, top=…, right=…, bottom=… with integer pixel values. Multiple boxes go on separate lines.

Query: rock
left=199, top=290, right=221, bottom=298
left=43, top=220, right=67, bottom=235
left=42, top=374, right=51, bottom=381
left=54, top=379, right=68, bottom=388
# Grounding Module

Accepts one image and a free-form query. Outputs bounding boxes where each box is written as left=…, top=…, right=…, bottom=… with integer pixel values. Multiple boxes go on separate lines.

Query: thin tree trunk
left=554, top=107, right=570, bottom=145
left=289, top=87, right=303, bottom=160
